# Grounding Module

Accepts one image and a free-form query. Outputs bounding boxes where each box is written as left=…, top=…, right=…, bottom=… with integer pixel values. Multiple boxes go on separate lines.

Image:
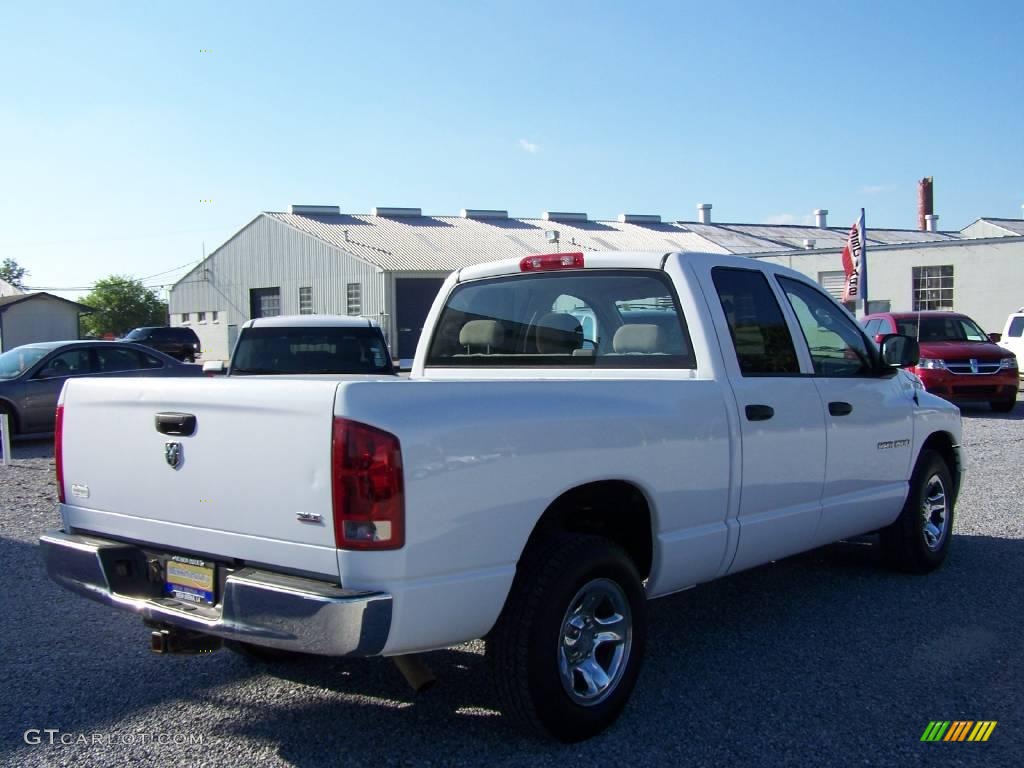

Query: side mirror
left=988, top=332, right=1002, bottom=343
left=879, top=334, right=920, bottom=368
left=202, top=360, right=226, bottom=375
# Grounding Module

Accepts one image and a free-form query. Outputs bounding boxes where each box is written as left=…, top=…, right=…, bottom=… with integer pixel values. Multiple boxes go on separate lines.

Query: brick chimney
left=918, top=177, right=934, bottom=231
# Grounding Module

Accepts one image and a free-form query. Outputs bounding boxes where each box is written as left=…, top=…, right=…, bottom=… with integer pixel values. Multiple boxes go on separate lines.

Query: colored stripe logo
left=921, top=721, right=997, bottom=742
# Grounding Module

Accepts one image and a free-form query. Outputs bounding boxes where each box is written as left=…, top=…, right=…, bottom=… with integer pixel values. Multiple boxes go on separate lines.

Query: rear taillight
left=55, top=404, right=65, bottom=503
left=331, top=418, right=404, bottom=550
left=519, top=252, right=585, bottom=272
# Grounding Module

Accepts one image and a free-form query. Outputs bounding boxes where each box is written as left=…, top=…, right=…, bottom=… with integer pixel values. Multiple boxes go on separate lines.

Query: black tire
left=881, top=449, right=955, bottom=573
left=990, top=398, right=1016, bottom=413
left=224, top=640, right=304, bottom=664
left=487, top=534, right=647, bottom=742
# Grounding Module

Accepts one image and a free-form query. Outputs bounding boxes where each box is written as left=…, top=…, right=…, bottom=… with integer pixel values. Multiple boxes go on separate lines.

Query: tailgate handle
left=155, top=412, right=197, bottom=436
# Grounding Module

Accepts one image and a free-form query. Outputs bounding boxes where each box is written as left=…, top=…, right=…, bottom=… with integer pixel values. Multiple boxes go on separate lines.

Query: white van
left=999, top=308, right=1024, bottom=375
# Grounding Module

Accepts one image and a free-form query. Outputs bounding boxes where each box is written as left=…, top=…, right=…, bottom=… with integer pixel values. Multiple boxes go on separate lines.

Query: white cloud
left=862, top=184, right=888, bottom=194
left=518, top=138, right=539, bottom=154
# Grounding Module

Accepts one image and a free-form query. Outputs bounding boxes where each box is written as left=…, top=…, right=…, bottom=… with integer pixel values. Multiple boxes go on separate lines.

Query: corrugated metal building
left=169, top=204, right=1024, bottom=360
left=0, top=293, right=92, bottom=351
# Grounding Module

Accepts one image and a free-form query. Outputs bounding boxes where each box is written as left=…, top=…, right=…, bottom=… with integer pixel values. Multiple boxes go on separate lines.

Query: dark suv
left=122, top=326, right=201, bottom=362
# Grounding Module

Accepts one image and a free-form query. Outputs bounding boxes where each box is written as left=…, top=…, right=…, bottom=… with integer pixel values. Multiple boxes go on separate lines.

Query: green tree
left=81, top=275, right=167, bottom=337
left=0, top=258, right=28, bottom=289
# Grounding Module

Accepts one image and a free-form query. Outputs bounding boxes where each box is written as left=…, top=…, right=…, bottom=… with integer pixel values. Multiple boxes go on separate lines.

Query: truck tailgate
left=58, top=377, right=342, bottom=579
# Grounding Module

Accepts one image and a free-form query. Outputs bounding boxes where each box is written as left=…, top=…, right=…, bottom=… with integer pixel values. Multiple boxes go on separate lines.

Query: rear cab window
left=232, top=326, right=392, bottom=375
left=426, top=270, right=696, bottom=369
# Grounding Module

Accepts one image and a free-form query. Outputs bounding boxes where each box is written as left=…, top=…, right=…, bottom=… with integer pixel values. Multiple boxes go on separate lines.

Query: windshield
left=122, top=328, right=146, bottom=340
left=231, top=326, right=392, bottom=375
left=0, top=346, right=52, bottom=379
left=896, top=315, right=989, bottom=342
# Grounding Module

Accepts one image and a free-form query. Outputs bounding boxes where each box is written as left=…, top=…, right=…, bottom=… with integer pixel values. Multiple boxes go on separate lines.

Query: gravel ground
left=1, top=402, right=1022, bottom=768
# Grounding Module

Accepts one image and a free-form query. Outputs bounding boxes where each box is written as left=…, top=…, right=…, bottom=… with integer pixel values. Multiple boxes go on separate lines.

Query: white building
left=169, top=204, right=1024, bottom=360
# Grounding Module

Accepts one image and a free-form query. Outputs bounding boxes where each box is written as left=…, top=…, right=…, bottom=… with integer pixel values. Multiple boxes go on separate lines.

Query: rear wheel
left=487, top=534, right=647, bottom=742
left=881, top=449, right=955, bottom=573
left=990, top=398, right=1016, bottom=413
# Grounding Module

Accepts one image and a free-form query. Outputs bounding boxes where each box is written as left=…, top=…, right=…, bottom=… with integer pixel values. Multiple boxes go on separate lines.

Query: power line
left=24, top=259, right=201, bottom=293
left=138, top=260, right=202, bottom=281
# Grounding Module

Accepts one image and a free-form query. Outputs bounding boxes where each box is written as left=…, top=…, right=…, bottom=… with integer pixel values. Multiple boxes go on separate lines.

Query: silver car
left=0, top=340, right=204, bottom=435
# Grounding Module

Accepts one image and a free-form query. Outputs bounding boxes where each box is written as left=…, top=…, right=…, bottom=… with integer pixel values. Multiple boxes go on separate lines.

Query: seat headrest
left=459, top=319, right=505, bottom=350
left=613, top=324, right=663, bottom=353
left=536, top=312, right=582, bottom=353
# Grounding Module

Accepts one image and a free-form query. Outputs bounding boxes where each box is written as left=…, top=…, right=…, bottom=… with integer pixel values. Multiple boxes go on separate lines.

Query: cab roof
left=243, top=314, right=377, bottom=329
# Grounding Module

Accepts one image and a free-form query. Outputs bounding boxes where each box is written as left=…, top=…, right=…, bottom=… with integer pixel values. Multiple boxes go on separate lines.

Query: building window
left=197, top=311, right=206, bottom=322
left=346, top=283, right=361, bottom=315
left=299, top=287, right=313, bottom=315
left=181, top=313, right=190, bottom=323
left=211, top=311, right=219, bottom=323
left=912, top=265, right=954, bottom=311
left=250, top=287, right=281, bottom=318
left=818, top=271, right=854, bottom=313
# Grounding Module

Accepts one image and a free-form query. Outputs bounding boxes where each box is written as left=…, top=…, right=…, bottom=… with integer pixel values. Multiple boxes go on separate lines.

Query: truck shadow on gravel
left=2, top=531, right=1020, bottom=767
left=226, top=534, right=1022, bottom=766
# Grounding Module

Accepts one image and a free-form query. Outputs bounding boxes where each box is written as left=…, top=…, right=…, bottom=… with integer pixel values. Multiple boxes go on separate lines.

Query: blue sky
left=1, top=0, right=1022, bottom=297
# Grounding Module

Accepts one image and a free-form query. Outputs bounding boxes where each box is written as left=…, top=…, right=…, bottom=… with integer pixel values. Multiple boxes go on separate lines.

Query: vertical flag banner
left=841, top=208, right=867, bottom=313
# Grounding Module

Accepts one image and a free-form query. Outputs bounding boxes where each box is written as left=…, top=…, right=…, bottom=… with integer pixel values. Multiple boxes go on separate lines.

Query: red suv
left=862, top=311, right=1018, bottom=412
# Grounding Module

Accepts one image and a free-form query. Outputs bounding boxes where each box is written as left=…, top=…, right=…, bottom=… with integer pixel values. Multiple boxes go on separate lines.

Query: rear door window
left=426, top=270, right=695, bottom=368
left=711, top=268, right=799, bottom=376
left=1009, top=316, right=1024, bottom=337
left=96, top=347, right=145, bottom=373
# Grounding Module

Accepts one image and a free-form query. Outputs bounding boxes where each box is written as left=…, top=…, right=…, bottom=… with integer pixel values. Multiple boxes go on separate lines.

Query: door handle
left=155, top=412, right=197, bottom=436
left=828, top=401, right=853, bottom=416
left=745, top=404, right=774, bottom=421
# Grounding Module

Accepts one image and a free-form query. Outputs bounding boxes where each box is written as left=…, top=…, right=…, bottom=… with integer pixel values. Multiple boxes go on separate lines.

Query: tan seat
left=612, top=324, right=664, bottom=354
left=459, top=320, right=505, bottom=354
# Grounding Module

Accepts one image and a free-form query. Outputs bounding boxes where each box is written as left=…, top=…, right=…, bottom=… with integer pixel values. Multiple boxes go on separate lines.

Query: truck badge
left=970, top=359, right=979, bottom=374
left=165, top=441, right=183, bottom=469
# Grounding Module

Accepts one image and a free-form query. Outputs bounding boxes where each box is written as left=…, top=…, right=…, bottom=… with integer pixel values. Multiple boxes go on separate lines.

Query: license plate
left=164, top=556, right=216, bottom=605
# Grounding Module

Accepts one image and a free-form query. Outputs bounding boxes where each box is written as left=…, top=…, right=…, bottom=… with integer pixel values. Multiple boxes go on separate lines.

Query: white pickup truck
left=42, top=250, right=964, bottom=742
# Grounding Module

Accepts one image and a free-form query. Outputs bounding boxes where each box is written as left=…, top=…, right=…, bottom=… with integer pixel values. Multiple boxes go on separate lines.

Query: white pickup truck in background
left=201, top=314, right=396, bottom=376
left=42, top=250, right=964, bottom=742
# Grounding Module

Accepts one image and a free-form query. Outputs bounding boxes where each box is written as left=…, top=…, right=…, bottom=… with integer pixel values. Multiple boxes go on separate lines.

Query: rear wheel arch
left=520, top=480, right=655, bottom=581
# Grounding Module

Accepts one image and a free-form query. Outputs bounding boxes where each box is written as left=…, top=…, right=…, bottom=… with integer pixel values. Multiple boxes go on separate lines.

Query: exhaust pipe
left=149, top=628, right=222, bottom=655
left=393, top=654, right=436, bottom=692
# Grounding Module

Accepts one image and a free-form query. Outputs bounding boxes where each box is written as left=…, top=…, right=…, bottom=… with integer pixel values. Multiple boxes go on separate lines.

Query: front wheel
left=990, top=398, right=1016, bottom=413
left=487, top=534, right=647, bottom=742
left=881, top=449, right=955, bottom=573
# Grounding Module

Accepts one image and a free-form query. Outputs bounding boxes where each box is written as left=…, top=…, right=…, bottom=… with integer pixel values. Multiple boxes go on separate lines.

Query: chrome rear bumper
left=40, top=529, right=391, bottom=656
